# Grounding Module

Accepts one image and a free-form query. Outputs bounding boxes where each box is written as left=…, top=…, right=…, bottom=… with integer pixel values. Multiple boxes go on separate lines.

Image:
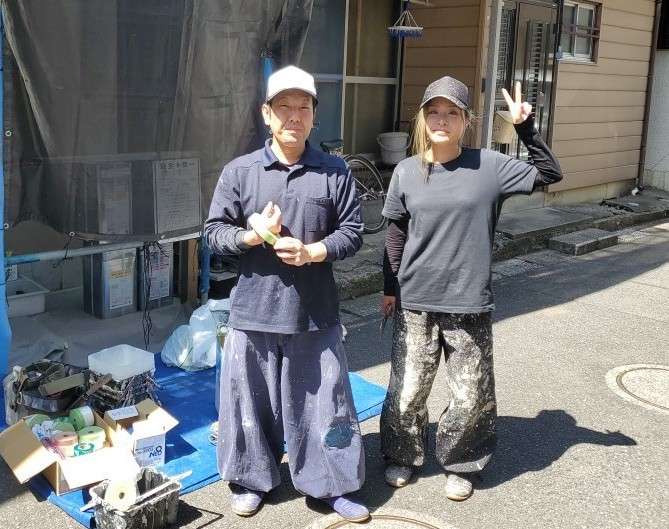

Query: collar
left=262, top=139, right=322, bottom=169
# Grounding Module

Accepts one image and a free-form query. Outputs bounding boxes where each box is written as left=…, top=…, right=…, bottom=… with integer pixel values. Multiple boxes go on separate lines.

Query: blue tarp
left=1, top=356, right=386, bottom=527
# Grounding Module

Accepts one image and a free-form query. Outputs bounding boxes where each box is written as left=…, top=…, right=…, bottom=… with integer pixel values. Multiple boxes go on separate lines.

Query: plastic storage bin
left=90, top=468, right=180, bottom=529
left=88, top=344, right=155, bottom=382
left=6, top=277, right=49, bottom=318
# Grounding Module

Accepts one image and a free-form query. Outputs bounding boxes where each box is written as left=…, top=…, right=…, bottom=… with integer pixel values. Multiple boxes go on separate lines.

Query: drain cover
left=606, top=364, right=669, bottom=414
left=307, top=509, right=456, bottom=529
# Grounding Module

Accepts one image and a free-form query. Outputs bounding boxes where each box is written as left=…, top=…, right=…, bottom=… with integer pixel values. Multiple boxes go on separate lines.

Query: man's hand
left=261, top=201, right=283, bottom=235
left=381, top=295, right=396, bottom=317
left=274, top=237, right=323, bottom=266
left=501, top=81, right=532, bottom=124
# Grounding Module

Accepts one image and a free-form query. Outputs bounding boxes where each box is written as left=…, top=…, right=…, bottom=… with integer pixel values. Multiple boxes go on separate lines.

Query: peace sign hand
left=502, top=81, right=533, bottom=125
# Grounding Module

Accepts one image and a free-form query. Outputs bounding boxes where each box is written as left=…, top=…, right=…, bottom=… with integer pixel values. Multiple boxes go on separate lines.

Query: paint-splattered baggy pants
left=217, top=326, right=365, bottom=498
left=380, top=309, right=496, bottom=473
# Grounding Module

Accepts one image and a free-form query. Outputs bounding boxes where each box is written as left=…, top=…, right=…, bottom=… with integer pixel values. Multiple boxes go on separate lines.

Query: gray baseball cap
left=420, top=76, right=469, bottom=110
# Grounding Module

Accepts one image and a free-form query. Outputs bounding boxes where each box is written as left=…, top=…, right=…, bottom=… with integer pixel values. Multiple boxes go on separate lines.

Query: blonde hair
left=410, top=104, right=473, bottom=178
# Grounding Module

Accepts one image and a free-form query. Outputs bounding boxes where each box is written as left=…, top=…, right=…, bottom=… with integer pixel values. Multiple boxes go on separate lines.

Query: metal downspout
left=638, top=0, right=663, bottom=188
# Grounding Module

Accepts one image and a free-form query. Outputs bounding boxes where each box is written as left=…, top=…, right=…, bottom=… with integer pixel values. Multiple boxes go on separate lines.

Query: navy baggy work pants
left=217, top=326, right=365, bottom=498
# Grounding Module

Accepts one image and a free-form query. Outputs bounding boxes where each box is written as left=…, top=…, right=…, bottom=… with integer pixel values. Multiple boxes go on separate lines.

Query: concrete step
left=548, top=228, right=618, bottom=256
left=496, top=207, right=593, bottom=240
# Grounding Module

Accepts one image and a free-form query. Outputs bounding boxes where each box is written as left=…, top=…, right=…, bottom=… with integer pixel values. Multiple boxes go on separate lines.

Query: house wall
left=550, top=0, right=656, bottom=196
left=644, top=50, right=669, bottom=191
left=402, top=0, right=657, bottom=205
left=399, top=0, right=483, bottom=135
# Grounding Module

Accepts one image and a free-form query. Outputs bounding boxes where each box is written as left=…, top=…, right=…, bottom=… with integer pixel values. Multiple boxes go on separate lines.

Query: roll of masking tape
left=25, top=414, right=50, bottom=428
left=53, top=416, right=73, bottom=427
left=52, top=422, right=76, bottom=435
left=77, top=425, right=106, bottom=450
left=73, top=442, right=95, bottom=456
left=248, top=213, right=279, bottom=246
left=104, top=479, right=139, bottom=511
left=51, top=431, right=79, bottom=457
left=69, top=406, right=94, bottom=431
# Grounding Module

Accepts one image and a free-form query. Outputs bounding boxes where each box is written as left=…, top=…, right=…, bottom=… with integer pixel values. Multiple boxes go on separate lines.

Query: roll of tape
left=69, top=406, right=94, bottom=431
left=51, top=431, right=79, bottom=458
left=52, top=422, right=76, bottom=434
left=25, top=414, right=50, bottom=428
left=248, top=213, right=279, bottom=246
left=104, top=479, right=138, bottom=511
left=53, top=416, right=73, bottom=427
left=77, top=425, right=106, bottom=450
left=73, top=442, right=95, bottom=456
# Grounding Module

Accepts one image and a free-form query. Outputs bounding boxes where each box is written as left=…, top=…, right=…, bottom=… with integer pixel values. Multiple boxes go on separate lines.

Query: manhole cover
left=307, top=509, right=456, bottom=529
left=606, top=364, right=669, bottom=414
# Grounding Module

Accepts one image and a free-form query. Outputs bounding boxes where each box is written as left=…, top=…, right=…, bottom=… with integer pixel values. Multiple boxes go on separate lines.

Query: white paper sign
left=152, top=158, right=201, bottom=233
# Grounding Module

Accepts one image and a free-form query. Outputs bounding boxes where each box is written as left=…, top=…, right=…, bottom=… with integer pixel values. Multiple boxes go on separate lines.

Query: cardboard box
left=103, top=399, right=178, bottom=467
left=0, top=412, right=140, bottom=495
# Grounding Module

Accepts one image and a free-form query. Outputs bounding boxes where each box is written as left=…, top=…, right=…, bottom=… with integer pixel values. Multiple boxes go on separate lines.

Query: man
left=204, top=65, right=369, bottom=522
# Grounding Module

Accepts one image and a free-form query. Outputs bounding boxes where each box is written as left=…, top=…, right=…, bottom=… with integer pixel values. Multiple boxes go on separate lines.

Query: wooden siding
left=400, top=0, right=482, bottom=128
left=552, top=0, right=656, bottom=192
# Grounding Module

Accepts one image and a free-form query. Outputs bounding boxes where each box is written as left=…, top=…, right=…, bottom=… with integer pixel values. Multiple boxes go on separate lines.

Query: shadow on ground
left=359, top=409, right=636, bottom=509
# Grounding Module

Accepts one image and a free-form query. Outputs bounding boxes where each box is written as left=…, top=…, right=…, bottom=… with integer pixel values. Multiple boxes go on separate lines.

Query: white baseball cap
left=266, top=65, right=318, bottom=103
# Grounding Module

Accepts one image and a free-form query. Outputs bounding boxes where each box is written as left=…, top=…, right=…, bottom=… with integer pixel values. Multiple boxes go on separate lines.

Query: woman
left=380, top=76, right=562, bottom=500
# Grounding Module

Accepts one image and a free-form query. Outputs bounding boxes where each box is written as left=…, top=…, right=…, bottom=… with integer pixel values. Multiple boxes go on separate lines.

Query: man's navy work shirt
left=204, top=140, right=363, bottom=334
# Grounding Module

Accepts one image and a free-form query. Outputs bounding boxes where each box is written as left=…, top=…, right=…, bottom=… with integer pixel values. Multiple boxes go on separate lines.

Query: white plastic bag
left=188, top=303, right=218, bottom=369
left=160, top=325, right=195, bottom=370
left=161, top=299, right=230, bottom=371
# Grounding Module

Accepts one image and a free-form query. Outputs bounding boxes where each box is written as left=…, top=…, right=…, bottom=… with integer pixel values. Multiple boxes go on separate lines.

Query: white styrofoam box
left=88, top=344, right=155, bottom=382
left=7, top=277, right=49, bottom=318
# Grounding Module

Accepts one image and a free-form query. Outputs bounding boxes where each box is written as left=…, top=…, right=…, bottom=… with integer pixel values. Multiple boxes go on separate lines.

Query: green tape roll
left=73, top=442, right=95, bottom=456
left=77, top=426, right=106, bottom=450
left=69, top=406, right=94, bottom=431
left=25, top=414, right=50, bottom=428
left=52, top=422, right=76, bottom=434
left=53, top=416, right=73, bottom=426
left=249, top=213, right=279, bottom=246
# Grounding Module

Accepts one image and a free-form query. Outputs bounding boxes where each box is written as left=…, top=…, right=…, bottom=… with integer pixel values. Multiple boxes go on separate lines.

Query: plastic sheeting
left=1, top=0, right=313, bottom=240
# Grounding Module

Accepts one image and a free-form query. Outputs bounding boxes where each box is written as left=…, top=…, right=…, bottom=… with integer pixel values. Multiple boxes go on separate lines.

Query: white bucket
left=377, top=132, right=410, bottom=165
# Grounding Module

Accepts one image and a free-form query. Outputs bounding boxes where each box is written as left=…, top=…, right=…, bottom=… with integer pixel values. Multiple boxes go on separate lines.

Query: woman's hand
left=381, top=295, right=396, bottom=317
left=502, top=81, right=532, bottom=124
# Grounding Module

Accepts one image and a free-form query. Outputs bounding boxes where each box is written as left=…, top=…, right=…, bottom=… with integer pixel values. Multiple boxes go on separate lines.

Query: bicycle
left=320, top=139, right=387, bottom=234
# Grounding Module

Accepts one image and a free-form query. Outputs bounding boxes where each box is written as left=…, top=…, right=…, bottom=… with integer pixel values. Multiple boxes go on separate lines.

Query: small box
left=0, top=412, right=139, bottom=495
left=103, top=399, right=178, bottom=468
left=103, top=405, right=140, bottom=429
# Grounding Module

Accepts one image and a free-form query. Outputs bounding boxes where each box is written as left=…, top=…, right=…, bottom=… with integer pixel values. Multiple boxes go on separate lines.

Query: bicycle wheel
left=345, top=154, right=387, bottom=234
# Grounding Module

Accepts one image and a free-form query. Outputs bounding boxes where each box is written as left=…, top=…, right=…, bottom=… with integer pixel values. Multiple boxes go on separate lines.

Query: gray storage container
left=137, top=243, right=174, bottom=311
left=83, top=248, right=137, bottom=319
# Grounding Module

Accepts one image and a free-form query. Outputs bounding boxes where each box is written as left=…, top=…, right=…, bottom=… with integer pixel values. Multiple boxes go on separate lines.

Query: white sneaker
left=445, top=473, right=473, bottom=501
left=384, top=464, right=413, bottom=488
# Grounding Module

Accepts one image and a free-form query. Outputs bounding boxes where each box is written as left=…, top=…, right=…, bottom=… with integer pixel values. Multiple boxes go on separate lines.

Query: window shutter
left=523, top=20, right=551, bottom=133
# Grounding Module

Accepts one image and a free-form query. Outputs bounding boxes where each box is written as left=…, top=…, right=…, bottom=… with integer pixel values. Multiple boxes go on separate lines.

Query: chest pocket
left=304, top=196, right=333, bottom=234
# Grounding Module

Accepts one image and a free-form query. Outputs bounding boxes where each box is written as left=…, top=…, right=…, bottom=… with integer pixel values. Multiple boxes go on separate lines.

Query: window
left=559, top=1, right=600, bottom=62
